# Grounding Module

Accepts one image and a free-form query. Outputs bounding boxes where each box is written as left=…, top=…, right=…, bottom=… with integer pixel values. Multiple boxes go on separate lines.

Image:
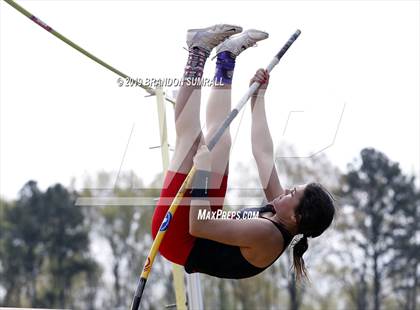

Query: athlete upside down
left=151, top=24, right=335, bottom=279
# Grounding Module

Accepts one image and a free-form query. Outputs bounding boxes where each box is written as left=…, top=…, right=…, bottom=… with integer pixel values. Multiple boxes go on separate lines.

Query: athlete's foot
left=187, top=24, right=243, bottom=54
left=215, top=29, right=269, bottom=57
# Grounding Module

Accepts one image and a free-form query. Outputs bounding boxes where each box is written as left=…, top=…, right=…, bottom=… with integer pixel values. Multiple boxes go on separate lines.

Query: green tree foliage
left=0, top=181, right=99, bottom=308
left=275, top=145, right=341, bottom=310
left=81, top=170, right=173, bottom=309
left=341, top=148, right=419, bottom=310
left=1, top=146, right=417, bottom=310
left=386, top=173, right=419, bottom=310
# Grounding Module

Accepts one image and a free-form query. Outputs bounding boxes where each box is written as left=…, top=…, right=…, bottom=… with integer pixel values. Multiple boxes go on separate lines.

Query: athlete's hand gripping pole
left=131, top=29, right=301, bottom=310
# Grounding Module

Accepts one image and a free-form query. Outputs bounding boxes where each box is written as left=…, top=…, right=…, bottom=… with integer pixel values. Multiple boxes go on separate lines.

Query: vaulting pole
left=131, top=29, right=302, bottom=310
left=155, top=87, right=189, bottom=310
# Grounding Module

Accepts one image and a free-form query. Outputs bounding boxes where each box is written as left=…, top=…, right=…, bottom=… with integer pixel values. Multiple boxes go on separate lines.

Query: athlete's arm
left=190, top=205, right=275, bottom=248
left=250, top=69, right=284, bottom=201
left=189, top=146, right=275, bottom=248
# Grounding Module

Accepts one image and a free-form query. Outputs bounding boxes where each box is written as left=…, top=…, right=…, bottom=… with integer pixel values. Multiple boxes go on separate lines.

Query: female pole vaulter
left=152, top=24, right=335, bottom=280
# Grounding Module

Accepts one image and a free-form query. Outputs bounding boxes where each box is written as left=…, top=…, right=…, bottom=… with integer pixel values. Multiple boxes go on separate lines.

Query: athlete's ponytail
left=293, top=235, right=309, bottom=279
left=292, top=183, right=335, bottom=280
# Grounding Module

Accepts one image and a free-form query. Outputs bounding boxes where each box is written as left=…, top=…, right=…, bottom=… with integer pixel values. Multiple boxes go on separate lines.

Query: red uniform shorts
left=151, top=170, right=228, bottom=265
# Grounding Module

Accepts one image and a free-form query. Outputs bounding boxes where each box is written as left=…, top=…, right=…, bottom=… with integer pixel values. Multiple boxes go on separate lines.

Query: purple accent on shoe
left=184, top=47, right=210, bottom=80
left=214, top=51, right=236, bottom=85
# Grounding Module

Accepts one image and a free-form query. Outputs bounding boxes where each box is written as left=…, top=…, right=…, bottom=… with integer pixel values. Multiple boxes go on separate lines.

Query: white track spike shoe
left=215, top=29, right=269, bottom=57
left=187, top=24, right=243, bottom=54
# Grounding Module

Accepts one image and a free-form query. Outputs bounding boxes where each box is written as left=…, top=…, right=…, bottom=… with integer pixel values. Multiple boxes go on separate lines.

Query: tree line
left=0, top=147, right=418, bottom=309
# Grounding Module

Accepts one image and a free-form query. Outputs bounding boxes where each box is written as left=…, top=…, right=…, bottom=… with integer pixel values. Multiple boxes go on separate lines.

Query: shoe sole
left=187, top=24, right=243, bottom=34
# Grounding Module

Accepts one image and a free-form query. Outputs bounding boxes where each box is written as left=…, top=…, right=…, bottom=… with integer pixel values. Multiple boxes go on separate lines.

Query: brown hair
left=292, top=183, right=335, bottom=280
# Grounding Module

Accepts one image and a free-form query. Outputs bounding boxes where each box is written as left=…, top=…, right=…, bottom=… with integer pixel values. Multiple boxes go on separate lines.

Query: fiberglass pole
left=130, top=29, right=301, bottom=310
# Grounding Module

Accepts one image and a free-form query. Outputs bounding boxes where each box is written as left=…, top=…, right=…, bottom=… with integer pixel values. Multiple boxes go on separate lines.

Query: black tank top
left=184, top=205, right=293, bottom=279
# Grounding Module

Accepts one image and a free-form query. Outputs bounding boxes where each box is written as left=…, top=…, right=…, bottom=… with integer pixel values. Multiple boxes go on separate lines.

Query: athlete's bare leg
left=205, top=29, right=269, bottom=180
left=205, top=84, right=232, bottom=177
left=169, top=84, right=204, bottom=174
left=169, top=25, right=243, bottom=173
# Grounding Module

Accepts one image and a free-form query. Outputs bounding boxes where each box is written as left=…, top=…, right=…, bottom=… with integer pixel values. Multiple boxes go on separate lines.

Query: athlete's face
left=271, top=185, right=306, bottom=219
